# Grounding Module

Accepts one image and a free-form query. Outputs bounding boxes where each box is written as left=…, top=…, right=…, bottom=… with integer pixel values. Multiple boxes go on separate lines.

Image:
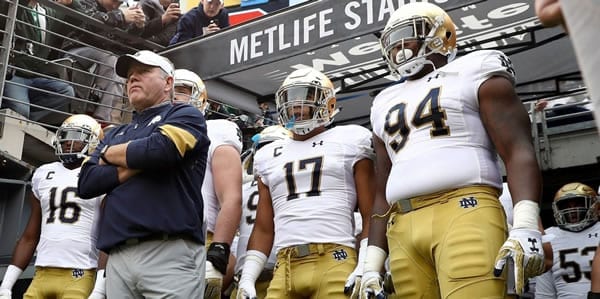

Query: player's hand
left=359, top=271, right=386, bottom=299
left=204, top=261, right=223, bottom=299
left=87, top=269, right=106, bottom=299
left=346, top=238, right=368, bottom=298
left=236, top=279, right=257, bottom=299
left=344, top=265, right=362, bottom=298
left=0, top=288, right=11, bottom=299
left=494, top=228, right=545, bottom=295
left=205, top=21, right=220, bottom=34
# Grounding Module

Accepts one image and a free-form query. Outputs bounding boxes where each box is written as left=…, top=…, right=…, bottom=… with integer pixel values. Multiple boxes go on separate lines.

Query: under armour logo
left=590, top=233, right=598, bottom=238
left=312, top=141, right=324, bottom=147
left=527, top=238, right=540, bottom=253
left=72, top=269, right=84, bottom=278
left=332, top=249, right=348, bottom=261
left=427, top=73, right=441, bottom=82
left=459, top=197, right=478, bottom=208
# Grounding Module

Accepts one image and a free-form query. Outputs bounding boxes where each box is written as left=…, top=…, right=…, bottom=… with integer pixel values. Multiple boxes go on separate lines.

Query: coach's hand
left=204, top=261, right=223, bottom=299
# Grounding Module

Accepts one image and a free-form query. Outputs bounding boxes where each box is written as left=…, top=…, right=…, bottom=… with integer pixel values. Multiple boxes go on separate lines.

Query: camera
left=209, top=19, right=219, bottom=26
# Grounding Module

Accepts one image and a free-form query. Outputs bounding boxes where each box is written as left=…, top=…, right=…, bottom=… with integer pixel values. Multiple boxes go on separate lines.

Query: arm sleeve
left=474, top=50, right=516, bottom=90
left=127, top=105, right=207, bottom=169
left=77, top=138, right=120, bottom=199
left=351, top=125, right=375, bottom=167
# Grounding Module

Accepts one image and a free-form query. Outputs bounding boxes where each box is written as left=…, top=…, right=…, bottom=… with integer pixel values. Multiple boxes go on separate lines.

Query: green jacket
left=11, top=0, right=60, bottom=77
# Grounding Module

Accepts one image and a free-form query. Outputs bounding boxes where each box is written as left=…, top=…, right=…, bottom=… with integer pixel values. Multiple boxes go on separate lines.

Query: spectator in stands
left=169, top=0, right=229, bottom=45
left=535, top=98, right=593, bottom=127
left=535, top=0, right=600, bottom=130
left=1, top=0, right=75, bottom=125
left=140, top=0, right=180, bottom=46
left=59, top=0, right=145, bottom=122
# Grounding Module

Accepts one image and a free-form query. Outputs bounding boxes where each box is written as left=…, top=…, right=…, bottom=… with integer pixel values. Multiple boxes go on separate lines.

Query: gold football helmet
left=173, top=69, right=208, bottom=113
left=275, top=68, right=336, bottom=135
left=380, top=2, right=457, bottom=78
left=241, top=125, right=291, bottom=183
left=552, top=182, right=599, bottom=232
left=53, top=114, right=103, bottom=164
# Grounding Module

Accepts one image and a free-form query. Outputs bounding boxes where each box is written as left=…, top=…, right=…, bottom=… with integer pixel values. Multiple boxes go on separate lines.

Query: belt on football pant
left=279, top=243, right=338, bottom=293
left=118, top=233, right=193, bottom=247
left=390, top=185, right=500, bottom=214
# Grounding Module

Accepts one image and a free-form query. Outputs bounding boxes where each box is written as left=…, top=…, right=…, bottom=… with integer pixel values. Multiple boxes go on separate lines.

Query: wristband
left=207, top=242, right=231, bottom=275
left=356, top=238, right=368, bottom=269
left=512, top=200, right=539, bottom=230
left=363, top=245, right=387, bottom=273
left=0, top=265, right=23, bottom=290
left=91, top=269, right=106, bottom=295
left=239, top=250, right=267, bottom=285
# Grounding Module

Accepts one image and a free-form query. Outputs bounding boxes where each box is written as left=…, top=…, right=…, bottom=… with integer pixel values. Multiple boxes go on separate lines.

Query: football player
left=0, top=115, right=105, bottom=299
left=236, top=67, right=375, bottom=299
left=173, top=69, right=243, bottom=299
left=231, top=125, right=292, bottom=298
left=360, top=3, right=544, bottom=298
left=536, top=182, right=600, bottom=298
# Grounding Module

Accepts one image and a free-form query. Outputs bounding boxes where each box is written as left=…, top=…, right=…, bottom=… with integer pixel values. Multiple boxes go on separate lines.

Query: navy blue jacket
left=169, top=4, right=229, bottom=45
left=78, top=102, right=210, bottom=252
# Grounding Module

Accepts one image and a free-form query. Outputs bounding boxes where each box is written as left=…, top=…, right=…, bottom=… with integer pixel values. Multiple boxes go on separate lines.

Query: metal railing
left=0, top=0, right=265, bottom=133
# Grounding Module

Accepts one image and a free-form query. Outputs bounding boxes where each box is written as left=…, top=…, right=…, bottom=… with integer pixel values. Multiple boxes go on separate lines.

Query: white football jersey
left=371, top=50, right=515, bottom=202
left=31, top=162, right=103, bottom=269
left=203, top=119, right=243, bottom=234
left=235, top=179, right=277, bottom=274
left=535, top=223, right=600, bottom=298
left=254, top=125, right=374, bottom=252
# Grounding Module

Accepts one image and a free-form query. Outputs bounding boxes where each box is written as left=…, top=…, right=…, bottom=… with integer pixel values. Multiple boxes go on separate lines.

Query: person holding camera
left=140, top=0, right=181, bottom=46
left=169, top=0, right=229, bottom=45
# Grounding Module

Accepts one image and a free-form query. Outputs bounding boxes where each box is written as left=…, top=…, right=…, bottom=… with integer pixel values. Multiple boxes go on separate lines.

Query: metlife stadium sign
left=164, top=1, right=539, bottom=79
left=162, top=0, right=577, bottom=123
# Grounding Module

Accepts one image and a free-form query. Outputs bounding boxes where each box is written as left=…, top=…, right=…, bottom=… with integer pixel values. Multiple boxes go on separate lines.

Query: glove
left=87, top=269, right=106, bottom=299
left=204, top=261, right=224, bottom=299
left=345, top=238, right=368, bottom=298
left=0, top=264, right=22, bottom=299
left=0, top=288, right=11, bottom=299
left=236, top=278, right=257, bottom=299
left=382, top=272, right=395, bottom=294
left=494, top=228, right=545, bottom=295
left=236, top=250, right=266, bottom=299
left=359, top=271, right=386, bottom=299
